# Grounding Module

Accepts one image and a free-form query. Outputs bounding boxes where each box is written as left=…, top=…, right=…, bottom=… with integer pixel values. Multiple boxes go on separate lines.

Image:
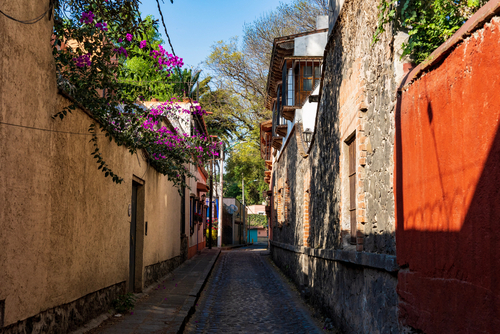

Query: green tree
left=204, top=0, right=327, bottom=203
left=223, top=128, right=267, bottom=205
left=117, top=15, right=177, bottom=101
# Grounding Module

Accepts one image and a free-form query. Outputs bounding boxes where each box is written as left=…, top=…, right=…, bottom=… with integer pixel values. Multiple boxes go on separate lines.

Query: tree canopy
left=203, top=0, right=328, bottom=204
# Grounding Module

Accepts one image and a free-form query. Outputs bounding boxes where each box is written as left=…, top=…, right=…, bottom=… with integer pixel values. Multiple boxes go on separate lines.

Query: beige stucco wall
left=0, top=1, right=184, bottom=327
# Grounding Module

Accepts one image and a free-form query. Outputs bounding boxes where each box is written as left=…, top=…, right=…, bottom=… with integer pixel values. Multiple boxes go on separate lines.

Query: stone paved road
left=184, top=244, right=324, bottom=334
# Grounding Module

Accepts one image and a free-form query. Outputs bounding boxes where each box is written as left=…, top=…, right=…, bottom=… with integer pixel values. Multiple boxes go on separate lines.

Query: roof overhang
left=265, top=29, right=328, bottom=110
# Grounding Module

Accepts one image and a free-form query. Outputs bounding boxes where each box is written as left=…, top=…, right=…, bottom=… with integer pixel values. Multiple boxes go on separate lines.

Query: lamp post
left=242, top=175, right=245, bottom=245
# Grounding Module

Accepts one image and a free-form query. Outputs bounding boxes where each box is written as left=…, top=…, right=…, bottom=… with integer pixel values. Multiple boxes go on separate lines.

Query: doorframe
left=130, top=176, right=145, bottom=292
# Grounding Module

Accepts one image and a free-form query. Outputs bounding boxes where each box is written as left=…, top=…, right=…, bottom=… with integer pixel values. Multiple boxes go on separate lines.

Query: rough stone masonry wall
left=312, top=0, right=397, bottom=254
left=271, top=246, right=399, bottom=334
left=272, top=125, right=311, bottom=248
left=1, top=283, right=125, bottom=334
left=270, top=0, right=400, bottom=332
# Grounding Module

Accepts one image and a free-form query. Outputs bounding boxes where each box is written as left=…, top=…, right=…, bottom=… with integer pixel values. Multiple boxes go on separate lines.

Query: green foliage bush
left=112, top=293, right=136, bottom=313
left=375, top=0, right=487, bottom=64
left=249, top=214, right=267, bottom=227
left=206, top=225, right=217, bottom=245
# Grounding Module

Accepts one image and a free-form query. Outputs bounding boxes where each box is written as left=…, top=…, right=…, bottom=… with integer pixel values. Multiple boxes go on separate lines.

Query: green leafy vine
left=374, top=0, right=487, bottom=64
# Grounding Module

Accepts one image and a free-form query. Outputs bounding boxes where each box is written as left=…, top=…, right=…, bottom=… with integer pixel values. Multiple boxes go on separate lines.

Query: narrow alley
left=185, top=245, right=325, bottom=334
left=3, top=1, right=500, bottom=333
left=85, top=245, right=326, bottom=334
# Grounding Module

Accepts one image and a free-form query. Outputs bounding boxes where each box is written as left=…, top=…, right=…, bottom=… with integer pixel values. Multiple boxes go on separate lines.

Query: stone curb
left=220, top=243, right=252, bottom=250
left=70, top=250, right=221, bottom=334
left=174, top=249, right=221, bottom=334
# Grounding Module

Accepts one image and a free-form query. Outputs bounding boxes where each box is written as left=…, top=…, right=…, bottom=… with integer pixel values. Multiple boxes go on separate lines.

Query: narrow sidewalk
left=84, top=248, right=220, bottom=334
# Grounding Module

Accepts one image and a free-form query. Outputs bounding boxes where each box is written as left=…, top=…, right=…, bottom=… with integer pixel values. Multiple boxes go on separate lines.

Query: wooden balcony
left=271, top=136, right=283, bottom=149
left=265, top=160, right=272, bottom=170
left=276, top=124, right=288, bottom=137
left=282, top=106, right=299, bottom=121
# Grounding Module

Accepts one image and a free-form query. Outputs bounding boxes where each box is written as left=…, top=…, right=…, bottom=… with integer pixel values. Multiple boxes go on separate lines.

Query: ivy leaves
left=374, top=0, right=486, bottom=63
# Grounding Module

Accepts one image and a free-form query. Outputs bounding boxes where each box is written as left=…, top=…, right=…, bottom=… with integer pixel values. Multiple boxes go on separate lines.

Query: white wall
left=294, top=32, right=328, bottom=57
left=329, top=0, right=345, bottom=36
left=316, top=15, right=329, bottom=30
left=302, top=85, right=320, bottom=132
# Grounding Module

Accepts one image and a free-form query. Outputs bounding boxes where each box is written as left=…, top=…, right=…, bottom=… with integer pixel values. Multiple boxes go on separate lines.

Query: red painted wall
left=396, top=17, right=500, bottom=333
left=188, top=240, right=205, bottom=259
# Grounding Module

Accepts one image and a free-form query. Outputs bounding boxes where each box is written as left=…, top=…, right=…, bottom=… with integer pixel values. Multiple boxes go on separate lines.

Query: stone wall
left=1, top=282, right=125, bottom=334
left=312, top=0, right=397, bottom=253
left=271, top=243, right=399, bottom=334
left=269, top=0, right=399, bottom=331
left=272, top=125, right=311, bottom=247
left=144, top=255, right=184, bottom=288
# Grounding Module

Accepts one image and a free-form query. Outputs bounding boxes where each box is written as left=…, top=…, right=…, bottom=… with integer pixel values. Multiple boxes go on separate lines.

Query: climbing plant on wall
left=52, top=0, right=221, bottom=188
left=374, top=0, right=487, bottom=63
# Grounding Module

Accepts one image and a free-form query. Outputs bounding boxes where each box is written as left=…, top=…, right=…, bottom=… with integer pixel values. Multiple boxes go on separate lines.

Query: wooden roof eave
left=265, top=28, right=328, bottom=110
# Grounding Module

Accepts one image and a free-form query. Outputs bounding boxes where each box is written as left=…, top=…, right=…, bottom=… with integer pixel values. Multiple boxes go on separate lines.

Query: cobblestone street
left=184, top=244, right=325, bottom=334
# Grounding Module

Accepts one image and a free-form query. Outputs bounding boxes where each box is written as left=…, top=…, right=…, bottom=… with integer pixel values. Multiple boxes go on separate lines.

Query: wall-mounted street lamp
left=303, top=128, right=313, bottom=145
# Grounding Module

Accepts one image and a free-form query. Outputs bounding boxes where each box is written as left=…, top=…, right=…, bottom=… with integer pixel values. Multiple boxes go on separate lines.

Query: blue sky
left=139, top=0, right=290, bottom=70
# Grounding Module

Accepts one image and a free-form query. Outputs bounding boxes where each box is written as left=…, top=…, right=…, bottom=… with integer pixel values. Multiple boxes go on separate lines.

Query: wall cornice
left=270, top=240, right=399, bottom=273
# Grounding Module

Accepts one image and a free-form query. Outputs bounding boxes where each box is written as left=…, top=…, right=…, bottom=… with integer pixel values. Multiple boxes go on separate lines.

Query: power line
left=0, top=121, right=103, bottom=136
left=0, top=1, right=53, bottom=24
left=155, top=0, right=195, bottom=99
left=155, top=0, right=176, bottom=57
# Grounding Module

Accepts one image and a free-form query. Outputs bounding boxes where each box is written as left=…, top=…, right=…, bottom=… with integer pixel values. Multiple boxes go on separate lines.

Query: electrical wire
left=0, top=1, right=53, bottom=24
left=155, top=0, right=196, bottom=100
left=155, top=0, right=176, bottom=57
left=0, top=121, right=103, bottom=136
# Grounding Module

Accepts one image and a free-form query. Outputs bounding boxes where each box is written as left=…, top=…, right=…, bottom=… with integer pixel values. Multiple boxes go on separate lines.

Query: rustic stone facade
left=144, top=255, right=184, bottom=288
left=268, top=0, right=399, bottom=332
left=1, top=283, right=125, bottom=334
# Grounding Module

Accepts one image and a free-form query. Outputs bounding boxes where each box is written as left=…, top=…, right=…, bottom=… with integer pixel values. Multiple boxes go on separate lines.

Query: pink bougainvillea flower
left=114, top=46, right=128, bottom=58
left=118, top=38, right=123, bottom=43
left=126, top=33, right=133, bottom=42
left=79, top=11, right=94, bottom=25
left=95, top=22, right=108, bottom=31
left=139, top=40, right=147, bottom=49
left=73, top=54, right=92, bottom=68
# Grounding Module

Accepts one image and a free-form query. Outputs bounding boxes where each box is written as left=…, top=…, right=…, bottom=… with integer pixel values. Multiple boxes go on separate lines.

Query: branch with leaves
left=374, top=0, right=487, bottom=64
left=53, top=0, right=221, bottom=188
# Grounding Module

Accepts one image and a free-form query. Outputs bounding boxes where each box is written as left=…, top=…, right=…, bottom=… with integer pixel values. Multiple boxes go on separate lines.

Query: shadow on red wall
left=395, top=14, right=500, bottom=333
